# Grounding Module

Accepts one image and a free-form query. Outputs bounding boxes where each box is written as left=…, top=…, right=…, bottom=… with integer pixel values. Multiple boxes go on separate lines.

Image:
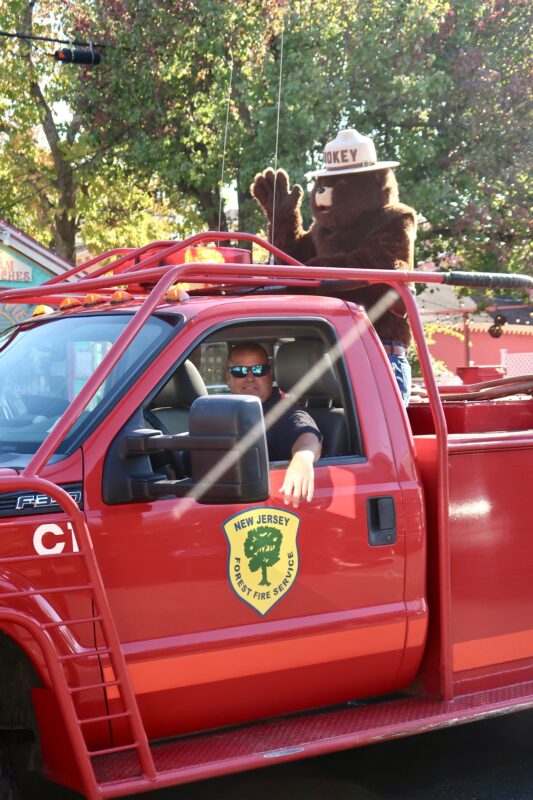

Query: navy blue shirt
left=262, top=388, right=322, bottom=462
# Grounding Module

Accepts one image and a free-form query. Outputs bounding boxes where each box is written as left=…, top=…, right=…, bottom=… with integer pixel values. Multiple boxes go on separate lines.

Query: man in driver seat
left=226, top=343, right=322, bottom=508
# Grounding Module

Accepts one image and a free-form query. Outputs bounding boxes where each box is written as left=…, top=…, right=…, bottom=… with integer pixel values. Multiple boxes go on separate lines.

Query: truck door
left=83, top=305, right=426, bottom=742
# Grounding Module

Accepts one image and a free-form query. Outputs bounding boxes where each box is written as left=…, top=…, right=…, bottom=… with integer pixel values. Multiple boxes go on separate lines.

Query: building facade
left=417, top=285, right=533, bottom=380
left=0, top=220, right=72, bottom=331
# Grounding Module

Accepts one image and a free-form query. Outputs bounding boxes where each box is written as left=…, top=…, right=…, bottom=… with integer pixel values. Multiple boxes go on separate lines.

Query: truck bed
left=411, top=394, right=533, bottom=696
left=408, top=397, right=533, bottom=435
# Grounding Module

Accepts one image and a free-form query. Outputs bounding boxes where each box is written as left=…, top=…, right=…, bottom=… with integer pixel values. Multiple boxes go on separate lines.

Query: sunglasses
left=228, top=364, right=270, bottom=378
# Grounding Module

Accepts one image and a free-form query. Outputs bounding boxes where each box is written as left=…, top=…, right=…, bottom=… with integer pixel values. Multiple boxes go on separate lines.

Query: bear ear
left=352, top=169, right=398, bottom=206
left=377, top=169, right=399, bottom=204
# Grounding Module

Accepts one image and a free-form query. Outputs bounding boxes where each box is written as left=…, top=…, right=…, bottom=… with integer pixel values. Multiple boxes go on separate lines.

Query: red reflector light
left=184, top=246, right=225, bottom=264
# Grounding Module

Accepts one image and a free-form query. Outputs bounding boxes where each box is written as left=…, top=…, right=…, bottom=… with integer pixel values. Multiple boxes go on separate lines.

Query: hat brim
left=306, top=160, right=399, bottom=179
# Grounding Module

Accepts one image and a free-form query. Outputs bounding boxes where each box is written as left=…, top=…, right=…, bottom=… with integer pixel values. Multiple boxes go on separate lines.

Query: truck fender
left=0, top=568, right=88, bottom=660
left=0, top=629, right=42, bottom=774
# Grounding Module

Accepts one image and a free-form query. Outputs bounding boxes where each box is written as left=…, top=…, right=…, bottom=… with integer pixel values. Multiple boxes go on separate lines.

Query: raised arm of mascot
left=251, top=129, right=417, bottom=405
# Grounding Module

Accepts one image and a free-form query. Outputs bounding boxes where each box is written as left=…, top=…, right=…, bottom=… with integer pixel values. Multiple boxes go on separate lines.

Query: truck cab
left=0, top=234, right=531, bottom=799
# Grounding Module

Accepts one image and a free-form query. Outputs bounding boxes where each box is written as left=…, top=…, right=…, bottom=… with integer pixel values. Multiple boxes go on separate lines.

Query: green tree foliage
left=340, top=0, right=532, bottom=276
left=244, top=525, right=282, bottom=586
left=0, top=0, right=530, bottom=275
left=0, top=0, right=190, bottom=259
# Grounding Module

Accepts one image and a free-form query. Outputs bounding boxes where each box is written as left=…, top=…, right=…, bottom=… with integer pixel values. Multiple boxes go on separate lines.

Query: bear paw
left=251, top=168, right=303, bottom=220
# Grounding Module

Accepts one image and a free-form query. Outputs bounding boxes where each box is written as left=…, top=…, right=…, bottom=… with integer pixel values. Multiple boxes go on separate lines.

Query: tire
left=0, top=746, right=17, bottom=800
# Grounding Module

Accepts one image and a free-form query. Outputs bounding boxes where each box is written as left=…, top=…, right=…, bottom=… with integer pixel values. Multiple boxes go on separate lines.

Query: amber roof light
left=110, top=290, right=133, bottom=304
left=164, top=285, right=190, bottom=302
left=83, top=293, right=106, bottom=307
left=32, top=304, right=55, bottom=316
left=60, top=297, right=83, bottom=310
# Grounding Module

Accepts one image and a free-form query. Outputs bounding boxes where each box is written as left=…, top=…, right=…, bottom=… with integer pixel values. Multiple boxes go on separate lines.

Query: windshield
left=0, top=312, right=179, bottom=466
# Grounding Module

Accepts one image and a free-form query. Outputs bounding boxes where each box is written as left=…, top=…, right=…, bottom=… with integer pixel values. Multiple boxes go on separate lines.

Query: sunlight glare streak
left=171, top=289, right=398, bottom=520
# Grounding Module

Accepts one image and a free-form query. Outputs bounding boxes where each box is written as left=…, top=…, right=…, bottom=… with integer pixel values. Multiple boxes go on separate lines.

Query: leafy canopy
left=0, top=0, right=530, bottom=276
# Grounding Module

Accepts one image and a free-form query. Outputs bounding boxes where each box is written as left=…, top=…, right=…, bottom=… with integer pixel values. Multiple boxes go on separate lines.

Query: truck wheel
left=0, top=746, right=17, bottom=800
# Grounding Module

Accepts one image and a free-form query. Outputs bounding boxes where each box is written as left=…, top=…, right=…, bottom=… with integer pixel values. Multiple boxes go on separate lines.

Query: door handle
left=367, top=496, right=397, bottom=546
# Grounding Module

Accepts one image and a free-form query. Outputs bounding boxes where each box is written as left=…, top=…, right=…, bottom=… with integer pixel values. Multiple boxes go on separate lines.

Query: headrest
left=150, top=359, right=208, bottom=409
left=275, top=340, right=340, bottom=402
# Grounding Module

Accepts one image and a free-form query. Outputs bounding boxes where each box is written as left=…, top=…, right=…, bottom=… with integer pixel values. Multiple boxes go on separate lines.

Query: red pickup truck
left=0, top=233, right=531, bottom=799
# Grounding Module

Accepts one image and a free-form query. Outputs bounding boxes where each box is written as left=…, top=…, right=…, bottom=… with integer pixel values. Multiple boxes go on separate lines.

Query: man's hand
left=279, top=432, right=322, bottom=508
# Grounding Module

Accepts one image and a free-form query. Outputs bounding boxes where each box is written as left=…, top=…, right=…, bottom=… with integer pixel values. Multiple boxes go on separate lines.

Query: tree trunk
left=53, top=211, right=77, bottom=263
left=196, top=188, right=227, bottom=232
left=259, top=563, right=270, bottom=586
left=22, top=3, right=77, bottom=264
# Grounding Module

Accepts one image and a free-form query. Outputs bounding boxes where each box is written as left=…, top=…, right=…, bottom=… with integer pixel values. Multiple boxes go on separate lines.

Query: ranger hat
left=307, top=128, right=399, bottom=178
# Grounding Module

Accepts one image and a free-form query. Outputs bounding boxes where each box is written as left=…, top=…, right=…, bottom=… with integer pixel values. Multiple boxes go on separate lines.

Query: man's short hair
left=227, top=342, right=269, bottom=366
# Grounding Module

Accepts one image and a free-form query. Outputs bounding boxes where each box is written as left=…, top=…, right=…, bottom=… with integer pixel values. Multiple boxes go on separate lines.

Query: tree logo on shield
left=222, top=506, right=300, bottom=615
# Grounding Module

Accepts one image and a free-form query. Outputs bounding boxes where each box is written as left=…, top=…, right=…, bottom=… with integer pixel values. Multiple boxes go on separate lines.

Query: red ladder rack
left=0, top=476, right=156, bottom=799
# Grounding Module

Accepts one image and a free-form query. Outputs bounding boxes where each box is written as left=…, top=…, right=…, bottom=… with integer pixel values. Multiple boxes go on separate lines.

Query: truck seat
left=275, top=340, right=349, bottom=457
left=147, top=359, right=208, bottom=434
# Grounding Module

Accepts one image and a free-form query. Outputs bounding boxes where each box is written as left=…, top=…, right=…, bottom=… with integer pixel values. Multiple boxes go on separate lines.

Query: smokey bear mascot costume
left=251, top=128, right=417, bottom=404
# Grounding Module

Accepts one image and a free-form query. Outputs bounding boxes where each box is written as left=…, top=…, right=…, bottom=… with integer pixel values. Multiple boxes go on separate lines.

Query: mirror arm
left=106, top=395, right=269, bottom=505
left=124, top=428, right=235, bottom=455
left=130, top=475, right=194, bottom=500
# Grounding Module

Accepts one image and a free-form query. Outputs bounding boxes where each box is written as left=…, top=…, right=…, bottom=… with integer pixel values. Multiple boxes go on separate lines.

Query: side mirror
left=103, top=395, right=270, bottom=505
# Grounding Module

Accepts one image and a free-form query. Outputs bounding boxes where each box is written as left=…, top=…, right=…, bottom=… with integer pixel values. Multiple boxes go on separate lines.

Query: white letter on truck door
left=33, top=523, right=66, bottom=555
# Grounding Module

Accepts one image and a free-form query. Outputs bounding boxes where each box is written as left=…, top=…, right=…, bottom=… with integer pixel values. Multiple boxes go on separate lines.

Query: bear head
left=310, top=169, right=400, bottom=230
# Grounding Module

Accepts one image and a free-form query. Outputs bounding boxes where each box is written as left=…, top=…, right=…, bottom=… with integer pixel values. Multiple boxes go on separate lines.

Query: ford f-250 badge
left=223, top=506, right=300, bottom=615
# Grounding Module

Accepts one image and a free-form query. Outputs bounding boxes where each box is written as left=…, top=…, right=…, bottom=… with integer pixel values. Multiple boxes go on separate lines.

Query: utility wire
left=0, top=29, right=111, bottom=48
left=218, top=57, right=234, bottom=231
left=0, top=168, right=55, bottom=195
left=0, top=121, right=143, bottom=213
left=0, top=86, right=177, bottom=204
left=269, top=24, right=284, bottom=258
left=1, top=62, right=221, bottom=206
left=1, top=178, right=59, bottom=214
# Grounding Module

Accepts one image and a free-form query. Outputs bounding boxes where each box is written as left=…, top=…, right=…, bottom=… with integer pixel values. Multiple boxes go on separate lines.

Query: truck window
left=189, top=342, right=229, bottom=394
left=146, top=321, right=361, bottom=460
left=0, top=313, right=177, bottom=465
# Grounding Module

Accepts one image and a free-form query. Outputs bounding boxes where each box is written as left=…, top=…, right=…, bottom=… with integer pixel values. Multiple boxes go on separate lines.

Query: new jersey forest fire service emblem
left=222, top=506, right=300, bottom=615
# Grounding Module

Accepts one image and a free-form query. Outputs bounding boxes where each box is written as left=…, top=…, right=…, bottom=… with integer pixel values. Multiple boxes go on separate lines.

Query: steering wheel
left=0, top=394, right=16, bottom=421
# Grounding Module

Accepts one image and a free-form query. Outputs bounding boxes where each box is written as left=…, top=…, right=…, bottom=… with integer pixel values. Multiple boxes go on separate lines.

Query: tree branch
left=66, top=113, right=83, bottom=146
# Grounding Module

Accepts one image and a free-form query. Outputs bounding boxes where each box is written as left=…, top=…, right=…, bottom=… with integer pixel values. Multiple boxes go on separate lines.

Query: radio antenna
left=218, top=56, right=234, bottom=232
left=269, top=23, right=285, bottom=261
